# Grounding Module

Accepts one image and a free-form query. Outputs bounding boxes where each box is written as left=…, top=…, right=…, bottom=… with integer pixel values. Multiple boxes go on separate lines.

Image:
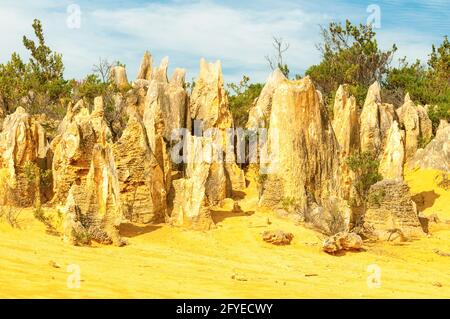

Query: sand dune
left=0, top=169, right=449, bottom=298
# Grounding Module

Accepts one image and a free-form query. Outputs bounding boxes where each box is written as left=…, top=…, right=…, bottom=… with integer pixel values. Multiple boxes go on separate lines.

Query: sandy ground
left=0, top=169, right=449, bottom=298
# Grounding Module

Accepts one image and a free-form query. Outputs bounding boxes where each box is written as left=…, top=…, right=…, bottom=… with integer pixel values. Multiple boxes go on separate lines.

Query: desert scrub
left=346, top=152, right=382, bottom=203
left=256, top=173, right=268, bottom=199
left=33, top=206, right=62, bottom=235
left=0, top=206, right=22, bottom=229
left=281, top=196, right=301, bottom=213
left=418, top=136, right=432, bottom=149
left=367, top=189, right=386, bottom=207
left=437, top=173, right=450, bottom=190
left=323, top=201, right=348, bottom=235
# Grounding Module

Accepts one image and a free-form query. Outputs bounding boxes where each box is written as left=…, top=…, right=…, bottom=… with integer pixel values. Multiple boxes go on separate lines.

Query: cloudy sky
left=0, top=0, right=448, bottom=83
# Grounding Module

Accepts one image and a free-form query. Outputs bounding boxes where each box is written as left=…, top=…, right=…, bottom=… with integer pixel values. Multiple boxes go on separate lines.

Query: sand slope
left=0, top=170, right=449, bottom=298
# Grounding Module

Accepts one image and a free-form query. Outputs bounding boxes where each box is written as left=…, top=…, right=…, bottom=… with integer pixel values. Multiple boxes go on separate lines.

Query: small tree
left=306, top=20, right=397, bottom=106
left=346, top=151, right=382, bottom=206
left=265, top=37, right=290, bottom=78
left=0, top=19, right=70, bottom=116
left=92, top=58, right=114, bottom=83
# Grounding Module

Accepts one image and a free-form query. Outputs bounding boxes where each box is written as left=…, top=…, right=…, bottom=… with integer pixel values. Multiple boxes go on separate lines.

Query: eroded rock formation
left=51, top=99, right=112, bottom=204
left=0, top=107, right=51, bottom=206
left=322, top=231, right=363, bottom=253
left=110, top=65, right=129, bottom=90
left=136, top=51, right=153, bottom=81
left=332, top=84, right=360, bottom=200
left=190, top=59, right=233, bottom=131
left=62, top=145, right=123, bottom=246
left=259, top=76, right=343, bottom=221
left=364, top=179, right=424, bottom=240
left=379, top=121, right=405, bottom=180
left=169, top=135, right=215, bottom=230
left=187, top=58, right=245, bottom=200
left=396, top=94, right=433, bottom=159
left=113, top=113, right=168, bottom=223
left=247, top=68, right=287, bottom=129
left=360, top=82, right=396, bottom=157
left=262, top=230, right=294, bottom=245
left=408, top=120, right=450, bottom=171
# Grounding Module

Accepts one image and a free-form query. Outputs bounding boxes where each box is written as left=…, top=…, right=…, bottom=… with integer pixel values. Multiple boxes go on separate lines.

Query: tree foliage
left=227, top=76, right=263, bottom=128
left=385, top=36, right=450, bottom=132
left=346, top=152, right=382, bottom=201
left=0, top=19, right=70, bottom=116
left=306, top=20, right=397, bottom=106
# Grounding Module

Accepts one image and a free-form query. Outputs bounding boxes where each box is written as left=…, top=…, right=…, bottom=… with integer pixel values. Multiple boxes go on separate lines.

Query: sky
left=0, top=0, right=448, bottom=83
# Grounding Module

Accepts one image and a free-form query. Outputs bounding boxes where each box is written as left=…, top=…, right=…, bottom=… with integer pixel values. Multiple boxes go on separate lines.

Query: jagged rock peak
left=408, top=120, right=450, bottom=171
left=364, top=81, right=381, bottom=106
left=170, top=68, right=186, bottom=87
left=136, top=51, right=153, bottom=81
left=110, top=65, right=129, bottom=90
left=246, top=68, right=287, bottom=129
left=152, top=56, right=169, bottom=83
left=379, top=120, right=405, bottom=180
left=199, top=58, right=223, bottom=83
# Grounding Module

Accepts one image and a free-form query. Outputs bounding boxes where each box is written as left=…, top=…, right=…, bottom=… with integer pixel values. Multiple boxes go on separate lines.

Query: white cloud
left=0, top=0, right=445, bottom=83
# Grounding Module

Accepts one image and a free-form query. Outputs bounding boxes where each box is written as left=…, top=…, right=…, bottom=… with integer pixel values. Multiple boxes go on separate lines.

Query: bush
left=0, top=19, right=71, bottom=117
left=385, top=36, right=450, bottom=133
left=306, top=20, right=396, bottom=106
left=0, top=206, right=22, bottom=229
left=227, top=75, right=263, bottom=128
left=346, top=152, right=382, bottom=203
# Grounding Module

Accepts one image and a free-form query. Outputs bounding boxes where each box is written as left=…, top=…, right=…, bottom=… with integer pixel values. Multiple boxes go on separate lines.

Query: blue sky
left=0, top=0, right=448, bottom=83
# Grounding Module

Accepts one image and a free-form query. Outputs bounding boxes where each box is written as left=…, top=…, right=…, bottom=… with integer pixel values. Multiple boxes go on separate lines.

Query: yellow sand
left=0, top=169, right=449, bottom=298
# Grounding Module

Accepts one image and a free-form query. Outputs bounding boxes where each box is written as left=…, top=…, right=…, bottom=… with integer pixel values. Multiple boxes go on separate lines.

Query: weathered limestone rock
left=144, top=62, right=189, bottom=142
left=188, top=58, right=245, bottom=197
left=332, top=84, right=360, bottom=200
left=152, top=57, right=169, bottom=83
left=247, top=68, right=287, bottom=129
left=364, top=179, right=424, bottom=240
left=143, top=81, right=172, bottom=193
left=136, top=51, right=153, bottom=81
left=259, top=76, right=341, bottom=219
left=360, top=82, right=382, bottom=155
left=183, top=133, right=227, bottom=205
left=110, top=66, right=129, bottom=90
left=126, top=85, right=147, bottom=118
left=62, top=145, right=123, bottom=246
left=408, top=120, right=450, bottom=171
left=190, top=58, right=233, bottom=131
left=322, top=231, right=363, bottom=254
left=113, top=114, right=168, bottom=223
left=0, top=107, right=51, bottom=206
left=396, top=94, right=433, bottom=159
left=379, top=121, right=405, bottom=180
left=333, top=84, right=360, bottom=154
left=360, top=82, right=396, bottom=157
left=51, top=99, right=112, bottom=204
left=170, top=136, right=214, bottom=230
left=262, top=230, right=294, bottom=245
